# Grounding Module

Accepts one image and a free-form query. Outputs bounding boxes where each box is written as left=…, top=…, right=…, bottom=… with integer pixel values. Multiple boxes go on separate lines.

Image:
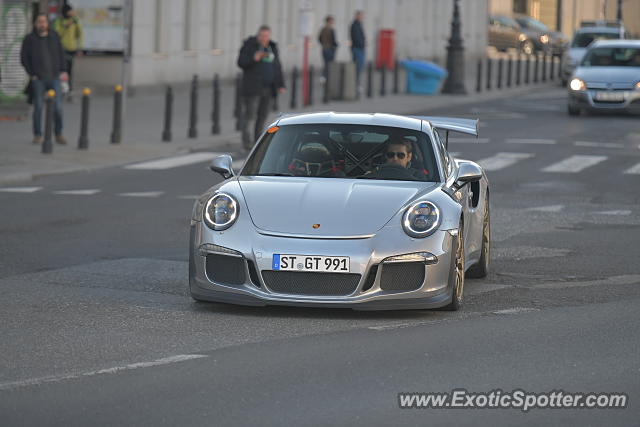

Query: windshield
left=572, top=32, right=620, bottom=47
left=516, top=17, right=548, bottom=32
left=581, top=47, right=640, bottom=67
left=241, top=124, right=440, bottom=182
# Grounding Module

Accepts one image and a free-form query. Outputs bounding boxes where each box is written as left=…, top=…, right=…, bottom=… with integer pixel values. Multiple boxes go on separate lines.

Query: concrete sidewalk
left=0, top=76, right=561, bottom=185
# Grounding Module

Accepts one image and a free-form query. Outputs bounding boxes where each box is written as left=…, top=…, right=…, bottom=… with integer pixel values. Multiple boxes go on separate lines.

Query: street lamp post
left=442, top=0, right=467, bottom=95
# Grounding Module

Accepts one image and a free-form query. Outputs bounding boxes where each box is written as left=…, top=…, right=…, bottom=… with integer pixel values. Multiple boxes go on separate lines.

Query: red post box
left=376, top=29, right=395, bottom=70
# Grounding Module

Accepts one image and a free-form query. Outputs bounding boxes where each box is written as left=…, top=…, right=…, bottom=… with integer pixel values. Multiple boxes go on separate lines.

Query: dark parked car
left=514, top=14, right=567, bottom=56
left=489, top=15, right=533, bottom=54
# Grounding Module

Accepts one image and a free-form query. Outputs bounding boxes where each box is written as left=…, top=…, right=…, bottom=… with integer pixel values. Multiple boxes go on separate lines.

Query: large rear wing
left=411, top=116, right=479, bottom=149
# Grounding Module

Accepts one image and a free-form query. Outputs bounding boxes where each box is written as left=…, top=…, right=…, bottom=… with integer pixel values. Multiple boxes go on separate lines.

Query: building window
left=184, top=0, right=192, bottom=51
left=154, top=0, right=163, bottom=53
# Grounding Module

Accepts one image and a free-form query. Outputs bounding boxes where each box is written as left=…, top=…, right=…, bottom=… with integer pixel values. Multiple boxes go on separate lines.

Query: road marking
left=542, top=155, right=607, bottom=173
left=53, top=189, right=101, bottom=195
left=594, top=210, right=631, bottom=216
left=0, top=187, right=42, bottom=193
left=0, top=354, right=208, bottom=391
left=506, top=138, right=556, bottom=145
left=124, top=152, right=223, bottom=170
left=526, top=204, right=565, bottom=212
left=624, top=162, right=640, bottom=175
left=178, top=195, right=200, bottom=200
left=492, top=307, right=540, bottom=315
left=448, top=137, right=490, bottom=144
left=574, top=141, right=624, bottom=149
left=476, top=152, right=534, bottom=171
left=118, top=191, right=165, bottom=198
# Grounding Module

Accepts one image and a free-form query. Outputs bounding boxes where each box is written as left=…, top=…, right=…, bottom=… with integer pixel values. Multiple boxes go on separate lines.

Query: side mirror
left=210, top=154, right=234, bottom=179
left=454, top=161, right=482, bottom=188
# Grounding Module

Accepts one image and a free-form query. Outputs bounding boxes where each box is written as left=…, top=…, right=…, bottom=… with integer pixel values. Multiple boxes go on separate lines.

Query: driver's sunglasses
left=385, top=151, right=407, bottom=159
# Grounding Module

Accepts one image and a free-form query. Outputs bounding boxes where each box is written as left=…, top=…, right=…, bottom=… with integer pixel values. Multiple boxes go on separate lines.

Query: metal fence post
left=110, top=84, right=122, bottom=144
left=393, top=58, right=399, bottom=94
left=42, top=89, right=55, bottom=154
left=366, top=62, right=373, bottom=98
left=290, top=66, right=298, bottom=109
left=77, top=88, right=90, bottom=149
left=486, top=58, right=492, bottom=90
left=187, top=75, right=198, bottom=138
left=211, top=74, right=220, bottom=134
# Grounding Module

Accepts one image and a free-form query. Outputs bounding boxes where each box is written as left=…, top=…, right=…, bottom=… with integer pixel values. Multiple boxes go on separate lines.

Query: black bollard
left=393, top=58, right=399, bottom=94
left=516, top=54, right=522, bottom=86
left=486, top=58, right=492, bottom=90
left=162, top=86, right=173, bottom=142
left=211, top=74, right=220, bottom=134
left=42, top=89, right=54, bottom=154
left=476, top=58, right=482, bottom=93
left=77, top=88, right=90, bottom=149
left=110, top=84, right=122, bottom=144
left=380, top=65, right=387, bottom=96
left=339, top=63, right=346, bottom=100
left=234, top=73, right=242, bottom=131
left=323, top=65, right=330, bottom=104
left=550, top=55, right=555, bottom=81
left=366, top=62, right=373, bottom=98
left=542, top=54, right=547, bottom=82
left=533, top=54, right=539, bottom=83
left=497, top=57, right=503, bottom=89
left=525, top=55, right=531, bottom=84
left=308, top=65, right=314, bottom=106
left=507, top=56, right=512, bottom=87
left=188, top=75, right=198, bottom=138
left=290, top=67, right=298, bottom=109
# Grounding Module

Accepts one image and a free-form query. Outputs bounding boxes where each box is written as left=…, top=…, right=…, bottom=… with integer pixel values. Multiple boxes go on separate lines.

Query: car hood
left=238, top=176, right=438, bottom=237
left=575, top=67, right=640, bottom=84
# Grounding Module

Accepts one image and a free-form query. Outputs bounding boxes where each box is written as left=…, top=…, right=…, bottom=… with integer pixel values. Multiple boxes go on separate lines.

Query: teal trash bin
left=401, top=60, right=448, bottom=95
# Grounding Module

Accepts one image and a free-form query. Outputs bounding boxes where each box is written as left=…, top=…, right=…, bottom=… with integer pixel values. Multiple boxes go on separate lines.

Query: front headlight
left=569, top=78, right=586, bottom=91
left=635, top=82, right=640, bottom=90
left=203, top=193, right=239, bottom=230
left=402, top=201, right=440, bottom=238
left=540, top=34, right=549, bottom=44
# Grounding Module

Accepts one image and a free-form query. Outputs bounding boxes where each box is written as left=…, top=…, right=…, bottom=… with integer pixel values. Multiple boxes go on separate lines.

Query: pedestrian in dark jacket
left=318, top=15, right=338, bottom=80
left=350, top=11, right=366, bottom=90
left=237, top=25, right=285, bottom=150
left=20, top=13, right=68, bottom=144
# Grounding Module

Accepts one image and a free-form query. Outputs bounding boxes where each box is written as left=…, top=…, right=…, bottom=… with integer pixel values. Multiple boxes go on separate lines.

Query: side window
left=433, top=130, right=451, bottom=179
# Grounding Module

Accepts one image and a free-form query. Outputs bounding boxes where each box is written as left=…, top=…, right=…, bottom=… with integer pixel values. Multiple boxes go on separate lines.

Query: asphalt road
left=1, top=87, right=639, bottom=426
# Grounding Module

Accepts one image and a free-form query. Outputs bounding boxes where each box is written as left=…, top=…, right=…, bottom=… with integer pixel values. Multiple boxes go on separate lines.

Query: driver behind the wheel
left=384, top=141, right=413, bottom=168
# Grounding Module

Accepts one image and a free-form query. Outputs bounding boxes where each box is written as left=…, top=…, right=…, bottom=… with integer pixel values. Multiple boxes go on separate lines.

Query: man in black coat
left=350, top=11, right=366, bottom=90
left=237, top=25, right=285, bottom=150
left=20, top=13, right=68, bottom=144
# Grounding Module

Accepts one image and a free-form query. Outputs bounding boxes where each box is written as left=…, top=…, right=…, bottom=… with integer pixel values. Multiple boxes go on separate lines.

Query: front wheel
left=467, top=196, right=490, bottom=279
left=567, top=104, right=580, bottom=116
left=443, top=220, right=465, bottom=311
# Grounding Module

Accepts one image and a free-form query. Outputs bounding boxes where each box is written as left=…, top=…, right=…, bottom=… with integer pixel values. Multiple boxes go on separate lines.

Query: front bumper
left=568, top=89, right=640, bottom=113
left=189, top=223, right=456, bottom=310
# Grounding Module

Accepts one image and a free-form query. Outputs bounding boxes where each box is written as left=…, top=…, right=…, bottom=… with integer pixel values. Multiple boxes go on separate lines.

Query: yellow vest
left=53, top=17, right=83, bottom=52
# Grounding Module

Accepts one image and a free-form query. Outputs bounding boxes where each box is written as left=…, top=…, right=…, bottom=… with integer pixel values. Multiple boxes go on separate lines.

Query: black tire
left=467, top=195, right=490, bottom=279
left=442, top=220, right=465, bottom=311
left=567, top=104, right=580, bottom=116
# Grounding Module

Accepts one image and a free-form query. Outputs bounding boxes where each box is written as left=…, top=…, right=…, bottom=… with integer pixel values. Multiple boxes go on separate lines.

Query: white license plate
left=594, top=91, right=625, bottom=102
left=272, top=254, right=350, bottom=273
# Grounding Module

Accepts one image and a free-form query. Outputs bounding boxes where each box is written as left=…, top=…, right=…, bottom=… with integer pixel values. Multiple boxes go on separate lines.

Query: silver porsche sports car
left=189, top=113, right=490, bottom=310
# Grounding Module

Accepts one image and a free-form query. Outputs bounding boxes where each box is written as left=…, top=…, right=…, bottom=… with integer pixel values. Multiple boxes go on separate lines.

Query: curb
left=0, top=82, right=561, bottom=186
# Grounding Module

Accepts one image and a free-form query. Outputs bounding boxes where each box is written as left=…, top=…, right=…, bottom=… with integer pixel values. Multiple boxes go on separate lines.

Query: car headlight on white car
left=203, top=193, right=239, bottom=230
left=402, top=201, right=440, bottom=238
left=569, top=78, right=586, bottom=91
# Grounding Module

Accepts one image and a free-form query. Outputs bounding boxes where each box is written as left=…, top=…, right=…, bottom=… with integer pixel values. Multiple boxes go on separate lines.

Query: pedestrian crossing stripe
left=476, top=152, right=534, bottom=171
left=53, top=189, right=102, bottom=195
left=124, top=152, right=225, bottom=170
left=623, top=163, right=640, bottom=175
left=0, top=187, right=42, bottom=193
left=542, top=155, right=607, bottom=173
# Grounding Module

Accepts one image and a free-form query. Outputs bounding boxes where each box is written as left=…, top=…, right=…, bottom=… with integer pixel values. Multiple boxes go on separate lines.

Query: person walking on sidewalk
left=20, top=13, right=68, bottom=145
left=350, top=10, right=366, bottom=92
left=318, top=15, right=338, bottom=81
left=237, top=25, right=285, bottom=150
left=54, top=4, right=83, bottom=101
